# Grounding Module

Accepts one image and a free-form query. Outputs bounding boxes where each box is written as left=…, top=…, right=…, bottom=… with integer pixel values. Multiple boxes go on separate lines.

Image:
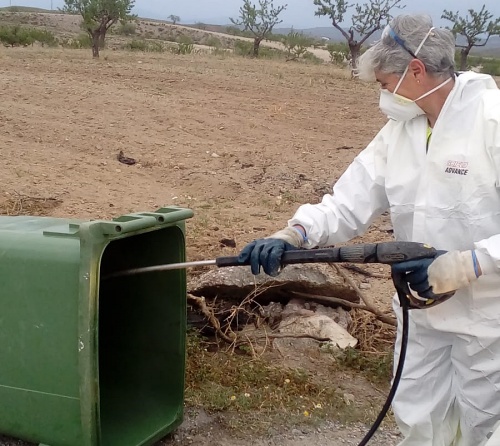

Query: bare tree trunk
left=349, top=42, right=361, bottom=70
left=99, top=29, right=106, bottom=49
left=460, top=48, right=470, bottom=71
left=253, top=37, right=262, bottom=57
left=92, top=32, right=100, bottom=58
left=348, top=42, right=362, bottom=78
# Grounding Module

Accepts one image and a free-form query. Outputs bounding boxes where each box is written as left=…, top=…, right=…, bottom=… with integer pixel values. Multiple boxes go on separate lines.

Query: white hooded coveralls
left=288, top=72, right=500, bottom=446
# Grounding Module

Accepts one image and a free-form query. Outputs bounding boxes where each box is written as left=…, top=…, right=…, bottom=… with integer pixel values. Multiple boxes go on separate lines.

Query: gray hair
left=357, top=14, right=456, bottom=81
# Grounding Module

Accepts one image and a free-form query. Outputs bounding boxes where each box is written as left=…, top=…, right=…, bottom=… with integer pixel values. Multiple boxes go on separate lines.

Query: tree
left=442, top=5, right=500, bottom=71
left=282, top=28, right=314, bottom=61
left=62, top=0, right=135, bottom=58
left=313, top=0, right=402, bottom=70
left=168, top=14, right=180, bottom=25
left=230, top=0, right=287, bottom=57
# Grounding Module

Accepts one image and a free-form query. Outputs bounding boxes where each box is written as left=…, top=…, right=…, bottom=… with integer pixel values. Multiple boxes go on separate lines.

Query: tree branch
left=358, top=27, right=379, bottom=45
left=330, top=264, right=397, bottom=326
left=332, top=20, right=351, bottom=41
left=342, top=264, right=390, bottom=279
left=290, top=290, right=369, bottom=310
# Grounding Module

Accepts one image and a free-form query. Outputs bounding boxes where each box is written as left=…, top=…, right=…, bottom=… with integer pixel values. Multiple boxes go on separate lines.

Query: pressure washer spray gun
left=106, top=241, right=441, bottom=446
left=109, top=240, right=440, bottom=309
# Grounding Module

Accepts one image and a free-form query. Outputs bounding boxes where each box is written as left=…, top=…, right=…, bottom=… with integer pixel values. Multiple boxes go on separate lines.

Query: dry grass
left=349, top=309, right=396, bottom=353
left=0, top=193, right=62, bottom=216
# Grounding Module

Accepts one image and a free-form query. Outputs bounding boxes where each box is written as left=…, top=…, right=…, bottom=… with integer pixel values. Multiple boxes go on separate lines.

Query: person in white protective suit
left=238, top=13, right=500, bottom=446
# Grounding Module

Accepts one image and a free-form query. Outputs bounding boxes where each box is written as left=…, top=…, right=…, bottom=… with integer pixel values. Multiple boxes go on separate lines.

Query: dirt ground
left=0, top=46, right=399, bottom=445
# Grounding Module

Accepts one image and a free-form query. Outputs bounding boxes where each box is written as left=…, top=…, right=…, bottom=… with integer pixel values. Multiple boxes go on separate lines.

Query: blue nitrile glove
left=391, top=250, right=481, bottom=300
left=238, top=227, right=305, bottom=276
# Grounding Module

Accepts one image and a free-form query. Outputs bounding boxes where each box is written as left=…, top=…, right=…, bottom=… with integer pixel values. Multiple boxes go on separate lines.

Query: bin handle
left=91, top=207, right=194, bottom=235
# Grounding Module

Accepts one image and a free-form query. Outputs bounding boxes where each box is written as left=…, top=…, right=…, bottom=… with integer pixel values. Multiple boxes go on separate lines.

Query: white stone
left=276, top=314, right=357, bottom=353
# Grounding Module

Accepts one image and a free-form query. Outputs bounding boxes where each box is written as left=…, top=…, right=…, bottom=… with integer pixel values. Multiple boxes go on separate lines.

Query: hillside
left=1, top=9, right=498, bottom=61
left=0, top=6, right=59, bottom=13
left=0, top=10, right=333, bottom=61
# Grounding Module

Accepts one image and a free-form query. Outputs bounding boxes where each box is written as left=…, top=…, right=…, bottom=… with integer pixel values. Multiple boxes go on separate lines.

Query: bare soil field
left=0, top=47, right=400, bottom=445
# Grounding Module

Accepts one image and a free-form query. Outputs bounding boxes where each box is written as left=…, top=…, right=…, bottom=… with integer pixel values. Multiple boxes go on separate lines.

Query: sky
left=2, top=0, right=500, bottom=29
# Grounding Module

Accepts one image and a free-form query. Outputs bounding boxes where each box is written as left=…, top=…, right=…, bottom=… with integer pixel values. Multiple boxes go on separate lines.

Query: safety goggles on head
left=382, top=25, right=436, bottom=61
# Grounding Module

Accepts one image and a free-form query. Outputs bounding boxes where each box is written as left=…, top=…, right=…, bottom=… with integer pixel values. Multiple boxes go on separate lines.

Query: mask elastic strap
left=393, top=65, right=409, bottom=96
left=414, top=27, right=435, bottom=56
left=414, top=76, right=453, bottom=102
left=393, top=27, right=436, bottom=96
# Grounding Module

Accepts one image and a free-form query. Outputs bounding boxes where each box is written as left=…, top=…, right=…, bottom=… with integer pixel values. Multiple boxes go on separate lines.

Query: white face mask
left=379, top=88, right=425, bottom=121
left=379, top=77, right=452, bottom=121
left=378, top=26, right=453, bottom=122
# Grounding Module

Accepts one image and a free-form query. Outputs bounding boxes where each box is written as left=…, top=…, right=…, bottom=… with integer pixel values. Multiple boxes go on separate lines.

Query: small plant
left=148, top=41, right=165, bottom=53
left=123, top=39, right=164, bottom=52
left=266, top=32, right=288, bottom=42
left=30, top=28, right=58, bottom=47
left=0, top=26, right=60, bottom=47
left=206, top=36, right=222, bottom=48
left=206, top=36, right=227, bottom=57
left=258, top=46, right=287, bottom=60
left=0, top=25, right=33, bottom=47
left=326, top=42, right=350, bottom=65
left=302, top=50, right=324, bottom=64
left=333, top=347, right=393, bottom=385
left=481, top=58, right=500, bottom=76
left=211, top=47, right=228, bottom=57
left=233, top=40, right=253, bottom=56
left=174, top=35, right=194, bottom=54
left=225, top=25, right=242, bottom=36
left=126, top=39, right=148, bottom=51
left=195, top=22, right=208, bottom=30
left=115, top=21, right=136, bottom=36
left=60, top=33, right=92, bottom=49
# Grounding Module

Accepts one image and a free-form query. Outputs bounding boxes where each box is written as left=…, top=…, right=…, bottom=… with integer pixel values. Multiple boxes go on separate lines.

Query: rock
left=314, top=303, right=352, bottom=330
left=259, top=301, right=284, bottom=326
left=274, top=314, right=358, bottom=355
left=343, top=393, right=355, bottom=406
left=282, top=298, right=315, bottom=317
left=219, top=238, right=236, bottom=248
left=188, top=264, right=359, bottom=304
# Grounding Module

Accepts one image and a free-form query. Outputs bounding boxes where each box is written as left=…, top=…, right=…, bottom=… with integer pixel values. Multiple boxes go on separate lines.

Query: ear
left=408, top=59, right=426, bottom=82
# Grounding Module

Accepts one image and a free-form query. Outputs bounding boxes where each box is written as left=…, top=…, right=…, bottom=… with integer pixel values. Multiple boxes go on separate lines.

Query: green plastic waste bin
left=0, top=206, right=194, bottom=446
